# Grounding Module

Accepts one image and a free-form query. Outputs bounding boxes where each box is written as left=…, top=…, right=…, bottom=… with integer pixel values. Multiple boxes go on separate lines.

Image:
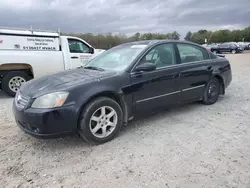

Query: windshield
left=85, top=44, right=148, bottom=71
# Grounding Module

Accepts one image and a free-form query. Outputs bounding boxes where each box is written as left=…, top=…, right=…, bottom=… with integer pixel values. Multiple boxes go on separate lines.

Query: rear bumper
left=13, top=101, right=78, bottom=139
left=223, top=65, right=232, bottom=90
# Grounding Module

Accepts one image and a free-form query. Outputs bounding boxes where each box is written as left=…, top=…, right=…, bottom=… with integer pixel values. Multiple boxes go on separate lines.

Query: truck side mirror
left=89, top=47, right=94, bottom=54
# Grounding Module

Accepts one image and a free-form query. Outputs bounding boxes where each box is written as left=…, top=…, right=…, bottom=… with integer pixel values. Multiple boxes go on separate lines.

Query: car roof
left=118, top=39, right=201, bottom=47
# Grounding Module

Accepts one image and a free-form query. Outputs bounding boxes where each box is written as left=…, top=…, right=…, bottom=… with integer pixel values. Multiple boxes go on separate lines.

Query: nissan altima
left=13, top=40, right=232, bottom=144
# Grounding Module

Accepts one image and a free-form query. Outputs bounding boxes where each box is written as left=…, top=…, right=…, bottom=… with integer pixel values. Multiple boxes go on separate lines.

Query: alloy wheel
left=231, top=50, right=236, bottom=54
left=89, top=106, right=118, bottom=138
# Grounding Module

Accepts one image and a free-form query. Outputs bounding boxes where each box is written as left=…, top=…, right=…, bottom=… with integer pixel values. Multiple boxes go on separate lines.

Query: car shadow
left=120, top=95, right=229, bottom=135
left=0, top=91, right=13, bottom=99
left=26, top=134, right=92, bottom=152
left=121, top=101, right=201, bottom=133
left=20, top=95, right=230, bottom=151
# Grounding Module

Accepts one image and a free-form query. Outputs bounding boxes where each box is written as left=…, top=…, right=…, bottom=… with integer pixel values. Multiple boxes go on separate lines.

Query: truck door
left=67, top=38, right=93, bottom=69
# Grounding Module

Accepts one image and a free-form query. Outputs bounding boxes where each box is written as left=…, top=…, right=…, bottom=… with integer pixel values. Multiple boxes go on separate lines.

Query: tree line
left=64, top=26, right=250, bottom=49
left=184, top=26, right=250, bottom=44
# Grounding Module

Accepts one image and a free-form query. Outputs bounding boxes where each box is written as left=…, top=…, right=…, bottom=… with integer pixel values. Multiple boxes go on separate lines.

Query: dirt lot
left=1, top=53, right=250, bottom=188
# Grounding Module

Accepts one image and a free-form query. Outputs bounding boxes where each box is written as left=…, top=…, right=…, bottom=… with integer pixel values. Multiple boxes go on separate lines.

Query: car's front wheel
left=78, top=97, right=123, bottom=144
left=202, top=77, right=221, bottom=105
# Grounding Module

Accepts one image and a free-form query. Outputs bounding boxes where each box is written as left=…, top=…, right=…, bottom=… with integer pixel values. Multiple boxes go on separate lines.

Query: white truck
left=0, top=27, right=106, bottom=97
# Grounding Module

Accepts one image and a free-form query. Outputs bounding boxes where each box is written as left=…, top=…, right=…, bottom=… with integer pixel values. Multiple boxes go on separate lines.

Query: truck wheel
left=2, top=71, right=29, bottom=97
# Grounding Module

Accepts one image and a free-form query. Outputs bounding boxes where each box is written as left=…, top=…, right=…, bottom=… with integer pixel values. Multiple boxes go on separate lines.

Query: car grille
left=15, top=92, right=30, bottom=109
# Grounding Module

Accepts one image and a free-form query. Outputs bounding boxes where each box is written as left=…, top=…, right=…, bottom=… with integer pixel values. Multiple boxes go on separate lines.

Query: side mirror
left=89, top=47, right=94, bottom=54
left=135, top=62, right=156, bottom=72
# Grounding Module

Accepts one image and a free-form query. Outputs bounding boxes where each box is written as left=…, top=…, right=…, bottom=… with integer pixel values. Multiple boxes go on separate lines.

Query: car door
left=175, top=43, right=212, bottom=102
left=67, top=38, right=93, bottom=69
left=130, top=43, right=181, bottom=112
left=220, top=43, right=230, bottom=53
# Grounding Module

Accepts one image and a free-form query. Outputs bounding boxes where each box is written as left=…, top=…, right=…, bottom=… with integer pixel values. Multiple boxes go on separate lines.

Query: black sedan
left=13, top=40, right=232, bottom=144
left=211, top=42, right=243, bottom=54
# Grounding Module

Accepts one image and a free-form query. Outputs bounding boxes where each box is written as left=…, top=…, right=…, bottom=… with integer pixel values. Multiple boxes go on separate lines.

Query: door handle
left=207, top=66, right=212, bottom=70
left=71, top=56, right=79, bottom=59
left=173, top=72, right=181, bottom=78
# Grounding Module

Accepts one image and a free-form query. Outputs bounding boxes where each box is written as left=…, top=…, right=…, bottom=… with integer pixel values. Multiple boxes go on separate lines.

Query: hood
left=20, top=68, right=116, bottom=98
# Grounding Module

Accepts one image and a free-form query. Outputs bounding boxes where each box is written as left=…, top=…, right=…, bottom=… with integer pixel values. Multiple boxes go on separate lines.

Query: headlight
left=31, top=92, right=69, bottom=109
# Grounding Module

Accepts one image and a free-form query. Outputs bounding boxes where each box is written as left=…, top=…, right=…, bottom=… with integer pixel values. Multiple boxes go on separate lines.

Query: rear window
left=177, top=43, right=209, bottom=63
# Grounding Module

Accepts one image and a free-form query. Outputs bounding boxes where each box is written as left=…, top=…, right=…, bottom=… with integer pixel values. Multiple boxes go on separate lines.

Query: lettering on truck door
left=67, top=38, right=93, bottom=69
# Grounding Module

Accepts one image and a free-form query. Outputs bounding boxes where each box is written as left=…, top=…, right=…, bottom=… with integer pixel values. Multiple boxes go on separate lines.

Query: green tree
left=63, top=25, right=250, bottom=49
left=169, top=31, right=180, bottom=40
left=184, top=31, right=192, bottom=41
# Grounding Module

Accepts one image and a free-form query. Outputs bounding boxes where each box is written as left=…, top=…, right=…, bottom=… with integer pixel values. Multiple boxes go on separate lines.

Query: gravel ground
left=1, top=53, right=250, bottom=188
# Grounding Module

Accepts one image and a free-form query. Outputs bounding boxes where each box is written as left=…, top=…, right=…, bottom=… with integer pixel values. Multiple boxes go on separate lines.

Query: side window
left=145, top=49, right=158, bottom=62
left=140, top=43, right=176, bottom=68
left=177, top=43, right=209, bottom=63
left=220, top=44, right=229, bottom=48
left=68, top=39, right=90, bottom=53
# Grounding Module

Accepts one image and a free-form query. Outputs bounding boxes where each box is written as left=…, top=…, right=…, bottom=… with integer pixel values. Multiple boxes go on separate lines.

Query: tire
left=231, top=49, right=236, bottom=54
left=212, top=50, right=218, bottom=54
left=202, top=77, right=221, bottom=105
left=78, top=97, right=123, bottom=144
left=2, top=71, right=29, bottom=97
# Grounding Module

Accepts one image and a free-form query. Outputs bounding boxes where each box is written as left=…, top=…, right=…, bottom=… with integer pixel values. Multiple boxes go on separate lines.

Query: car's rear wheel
left=212, top=50, right=218, bottom=54
left=78, top=97, right=123, bottom=144
left=202, top=77, right=221, bottom=105
left=231, top=49, right=236, bottom=54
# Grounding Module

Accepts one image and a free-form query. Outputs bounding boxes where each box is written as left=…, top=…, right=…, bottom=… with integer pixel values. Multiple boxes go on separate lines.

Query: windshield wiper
left=83, top=66, right=105, bottom=71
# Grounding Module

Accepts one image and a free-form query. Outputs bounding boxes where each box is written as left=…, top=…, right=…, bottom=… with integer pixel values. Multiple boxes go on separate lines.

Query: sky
left=0, top=0, right=249, bottom=38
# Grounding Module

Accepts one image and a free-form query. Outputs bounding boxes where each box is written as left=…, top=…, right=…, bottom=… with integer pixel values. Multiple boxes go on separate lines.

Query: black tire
left=2, top=71, right=29, bottom=97
left=212, top=50, right=218, bottom=54
left=231, top=49, right=236, bottom=54
left=202, top=77, right=221, bottom=105
left=78, top=97, right=123, bottom=144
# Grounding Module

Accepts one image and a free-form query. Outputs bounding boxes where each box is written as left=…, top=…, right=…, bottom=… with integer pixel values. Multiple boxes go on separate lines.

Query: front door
left=130, top=43, right=181, bottom=112
left=219, top=43, right=230, bottom=53
left=67, top=38, right=93, bottom=69
left=175, top=43, right=212, bottom=101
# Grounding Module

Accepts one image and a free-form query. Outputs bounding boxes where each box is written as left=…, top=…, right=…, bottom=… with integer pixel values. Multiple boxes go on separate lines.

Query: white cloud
left=0, top=0, right=249, bottom=37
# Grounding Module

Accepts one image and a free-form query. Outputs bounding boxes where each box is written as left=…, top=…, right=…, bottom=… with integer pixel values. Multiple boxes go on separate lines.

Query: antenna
left=57, top=28, right=61, bottom=35
left=30, top=25, right=33, bottom=34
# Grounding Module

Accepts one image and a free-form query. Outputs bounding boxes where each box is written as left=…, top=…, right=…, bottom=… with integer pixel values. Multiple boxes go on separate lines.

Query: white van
left=0, top=27, right=105, bottom=96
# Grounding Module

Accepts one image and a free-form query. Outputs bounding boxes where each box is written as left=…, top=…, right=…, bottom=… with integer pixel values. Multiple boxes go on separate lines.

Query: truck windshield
left=85, top=44, right=148, bottom=71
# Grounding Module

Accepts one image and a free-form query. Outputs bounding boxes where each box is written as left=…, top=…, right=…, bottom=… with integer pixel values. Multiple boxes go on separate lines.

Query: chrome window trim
left=130, top=41, right=212, bottom=74
left=130, top=42, right=177, bottom=73
left=130, top=59, right=212, bottom=76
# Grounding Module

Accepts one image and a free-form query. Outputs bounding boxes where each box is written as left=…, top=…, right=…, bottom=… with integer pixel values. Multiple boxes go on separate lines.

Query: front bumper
left=13, top=102, right=77, bottom=139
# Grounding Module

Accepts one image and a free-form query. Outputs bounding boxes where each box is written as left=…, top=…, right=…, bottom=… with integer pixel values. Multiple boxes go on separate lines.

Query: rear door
left=175, top=43, right=212, bottom=102
left=67, top=38, right=93, bottom=69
